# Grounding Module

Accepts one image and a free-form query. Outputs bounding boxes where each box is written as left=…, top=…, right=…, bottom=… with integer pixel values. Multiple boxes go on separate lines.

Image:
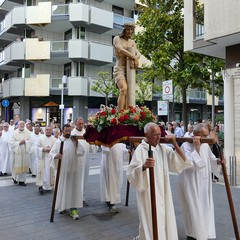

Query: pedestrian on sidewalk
left=127, top=122, right=192, bottom=240
left=49, top=124, right=85, bottom=220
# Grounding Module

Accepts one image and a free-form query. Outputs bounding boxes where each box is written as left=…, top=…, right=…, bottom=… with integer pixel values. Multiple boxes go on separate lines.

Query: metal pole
left=211, top=73, right=215, bottom=128
left=60, top=75, right=67, bottom=130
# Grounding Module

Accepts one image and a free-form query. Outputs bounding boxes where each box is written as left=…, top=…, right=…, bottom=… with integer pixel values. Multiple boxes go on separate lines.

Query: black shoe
left=19, top=181, right=26, bottom=186
left=39, top=187, right=44, bottom=194
left=28, top=168, right=32, bottom=174
left=32, top=174, right=36, bottom=178
left=3, top=173, right=8, bottom=176
left=0, top=172, right=3, bottom=176
left=186, top=236, right=197, bottom=240
left=105, top=201, right=111, bottom=207
left=12, top=178, right=18, bottom=184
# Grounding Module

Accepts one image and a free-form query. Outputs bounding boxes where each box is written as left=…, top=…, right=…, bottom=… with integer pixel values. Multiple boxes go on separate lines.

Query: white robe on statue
left=36, top=135, right=56, bottom=190
left=0, top=130, right=12, bottom=174
left=100, top=143, right=128, bottom=204
left=179, top=142, right=220, bottom=240
left=9, top=129, right=32, bottom=182
left=71, top=127, right=90, bottom=201
left=127, top=139, right=192, bottom=240
left=49, top=136, right=85, bottom=210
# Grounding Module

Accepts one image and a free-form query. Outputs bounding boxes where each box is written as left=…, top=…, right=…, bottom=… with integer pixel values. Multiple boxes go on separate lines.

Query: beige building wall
left=25, top=74, right=50, bottom=96
left=26, top=2, right=51, bottom=25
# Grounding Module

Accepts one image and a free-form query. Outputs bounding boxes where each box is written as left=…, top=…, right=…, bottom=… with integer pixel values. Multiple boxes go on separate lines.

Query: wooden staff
left=217, top=144, right=240, bottom=240
left=148, top=145, right=158, bottom=240
left=125, top=142, right=133, bottom=206
left=50, top=140, right=64, bottom=222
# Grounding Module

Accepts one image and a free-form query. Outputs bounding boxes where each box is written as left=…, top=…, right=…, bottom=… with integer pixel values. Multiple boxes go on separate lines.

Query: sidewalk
left=0, top=151, right=239, bottom=240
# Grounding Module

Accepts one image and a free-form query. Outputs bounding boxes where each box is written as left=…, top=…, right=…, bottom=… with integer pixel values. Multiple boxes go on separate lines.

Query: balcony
left=2, top=77, right=24, bottom=98
left=188, top=89, right=206, bottom=103
left=68, top=76, right=88, bottom=96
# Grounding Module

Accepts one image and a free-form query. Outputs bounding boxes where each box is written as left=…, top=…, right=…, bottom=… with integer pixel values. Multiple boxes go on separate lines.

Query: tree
left=91, top=72, right=118, bottom=106
left=135, top=0, right=225, bottom=128
left=136, top=72, right=161, bottom=105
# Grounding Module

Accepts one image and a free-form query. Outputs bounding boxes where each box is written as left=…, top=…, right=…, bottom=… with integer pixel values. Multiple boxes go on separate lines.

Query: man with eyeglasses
left=179, top=123, right=224, bottom=240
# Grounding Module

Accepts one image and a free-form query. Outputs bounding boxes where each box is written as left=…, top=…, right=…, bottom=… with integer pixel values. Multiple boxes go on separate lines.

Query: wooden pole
left=125, top=142, right=133, bottom=206
left=148, top=145, right=158, bottom=240
left=217, top=145, right=240, bottom=240
left=50, top=140, right=64, bottom=222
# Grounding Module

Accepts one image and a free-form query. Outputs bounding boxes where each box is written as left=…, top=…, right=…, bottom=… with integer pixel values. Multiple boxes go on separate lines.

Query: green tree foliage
left=136, top=72, right=161, bottom=105
left=135, top=0, right=225, bottom=125
left=91, top=72, right=118, bottom=106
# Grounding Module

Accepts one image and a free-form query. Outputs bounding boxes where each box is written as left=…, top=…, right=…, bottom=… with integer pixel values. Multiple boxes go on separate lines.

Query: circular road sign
left=2, top=99, right=10, bottom=107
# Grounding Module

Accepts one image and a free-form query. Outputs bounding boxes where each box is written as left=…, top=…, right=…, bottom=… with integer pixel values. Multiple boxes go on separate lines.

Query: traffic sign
left=2, top=99, right=10, bottom=107
left=162, top=80, right=173, bottom=101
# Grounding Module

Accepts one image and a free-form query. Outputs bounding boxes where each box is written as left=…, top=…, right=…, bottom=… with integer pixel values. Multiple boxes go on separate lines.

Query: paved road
left=0, top=151, right=239, bottom=240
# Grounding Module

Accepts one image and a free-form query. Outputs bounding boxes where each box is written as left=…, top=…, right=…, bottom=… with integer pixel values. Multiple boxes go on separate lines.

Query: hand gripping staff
left=216, top=144, right=239, bottom=240
left=50, top=140, right=64, bottom=222
left=148, top=144, right=158, bottom=240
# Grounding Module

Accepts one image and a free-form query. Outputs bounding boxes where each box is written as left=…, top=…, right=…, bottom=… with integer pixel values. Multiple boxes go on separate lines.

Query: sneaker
left=58, top=209, right=66, bottom=214
left=70, top=209, right=79, bottom=220
left=109, top=205, right=118, bottom=213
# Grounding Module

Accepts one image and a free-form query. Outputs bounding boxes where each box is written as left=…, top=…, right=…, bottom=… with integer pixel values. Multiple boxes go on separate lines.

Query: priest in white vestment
left=30, top=124, right=42, bottom=177
left=179, top=123, right=222, bottom=240
left=0, top=123, right=12, bottom=175
left=36, top=126, right=56, bottom=193
left=9, top=121, right=33, bottom=186
left=49, top=124, right=85, bottom=220
left=71, top=117, right=90, bottom=205
left=100, top=143, right=128, bottom=212
left=127, top=122, right=192, bottom=240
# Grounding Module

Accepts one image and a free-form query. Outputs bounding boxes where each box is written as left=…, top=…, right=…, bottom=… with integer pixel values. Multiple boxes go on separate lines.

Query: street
left=0, top=151, right=239, bottom=240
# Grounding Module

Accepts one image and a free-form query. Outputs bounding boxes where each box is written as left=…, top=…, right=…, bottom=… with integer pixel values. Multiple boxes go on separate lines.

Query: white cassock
left=100, top=143, right=128, bottom=204
left=9, top=129, right=32, bottom=182
left=179, top=142, right=220, bottom=240
left=30, top=132, right=42, bottom=175
left=0, top=130, right=12, bottom=174
left=36, top=135, right=56, bottom=190
left=71, top=127, right=90, bottom=201
left=127, top=139, right=192, bottom=240
left=49, top=136, right=85, bottom=210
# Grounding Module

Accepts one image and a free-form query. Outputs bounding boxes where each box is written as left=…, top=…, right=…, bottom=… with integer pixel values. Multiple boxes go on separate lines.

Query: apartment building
left=184, top=0, right=240, bottom=183
left=0, top=0, right=135, bottom=125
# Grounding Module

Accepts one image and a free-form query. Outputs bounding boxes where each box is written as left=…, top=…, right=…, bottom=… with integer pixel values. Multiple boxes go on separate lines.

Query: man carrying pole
left=49, top=124, right=85, bottom=221
left=127, top=122, right=192, bottom=240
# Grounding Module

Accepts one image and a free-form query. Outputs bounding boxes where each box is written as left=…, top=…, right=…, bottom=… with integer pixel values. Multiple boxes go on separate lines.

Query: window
left=27, top=0, right=36, bottom=6
left=112, top=5, right=124, bottom=15
left=64, top=29, right=72, bottom=41
left=75, top=62, right=85, bottom=77
left=76, top=26, right=86, bottom=40
left=64, top=62, right=71, bottom=77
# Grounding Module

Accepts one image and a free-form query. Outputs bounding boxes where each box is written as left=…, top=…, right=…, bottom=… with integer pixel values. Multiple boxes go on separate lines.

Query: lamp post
left=210, top=73, right=215, bottom=128
left=59, top=75, right=67, bottom=130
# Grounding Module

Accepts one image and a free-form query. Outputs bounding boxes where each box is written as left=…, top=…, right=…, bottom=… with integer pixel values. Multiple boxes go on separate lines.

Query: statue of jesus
left=113, top=23, right=140, bottom=111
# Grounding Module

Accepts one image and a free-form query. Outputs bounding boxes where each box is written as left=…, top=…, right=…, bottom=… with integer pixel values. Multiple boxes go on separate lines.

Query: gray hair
left=75, top=117, right=84, bottom=123
left=193, top=123, right=208, bottom=135
left=144, top=122, right=158, bottom=134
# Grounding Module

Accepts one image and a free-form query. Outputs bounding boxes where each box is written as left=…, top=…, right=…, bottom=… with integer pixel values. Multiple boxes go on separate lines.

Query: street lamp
left=59, top=75, right=67, bottom=130
left=210, top=73, right=215, bottom=128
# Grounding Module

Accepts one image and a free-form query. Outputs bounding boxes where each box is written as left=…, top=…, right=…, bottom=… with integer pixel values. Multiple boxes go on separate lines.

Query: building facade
left=0, top=0, right=135, bottom=125
left=184, top=0, right=239, bottom=183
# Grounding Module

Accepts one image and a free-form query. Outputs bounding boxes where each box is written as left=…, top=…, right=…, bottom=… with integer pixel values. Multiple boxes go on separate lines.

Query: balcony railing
left=0, top=51, right=4, bottom=63
left=114, top=13, right=134, bottom=27
left=188, top=89, right=206, bottom=100
left=0, top=20, right=5, bottom=34
left=51, top=78, right=68, bottom=89
left=51, top=41, right=68, bottom=53
left=52, top=4, right=69, bottom=16
left=195, top=23, right=204, bottom=39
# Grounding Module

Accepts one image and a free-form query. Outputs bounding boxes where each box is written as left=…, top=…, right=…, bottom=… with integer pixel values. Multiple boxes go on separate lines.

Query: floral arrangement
left=91, top=104, right=157, bottom=132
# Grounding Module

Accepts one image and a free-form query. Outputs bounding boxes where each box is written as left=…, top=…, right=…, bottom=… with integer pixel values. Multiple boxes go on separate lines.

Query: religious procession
left=0, top=1, right=239, bottom=240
